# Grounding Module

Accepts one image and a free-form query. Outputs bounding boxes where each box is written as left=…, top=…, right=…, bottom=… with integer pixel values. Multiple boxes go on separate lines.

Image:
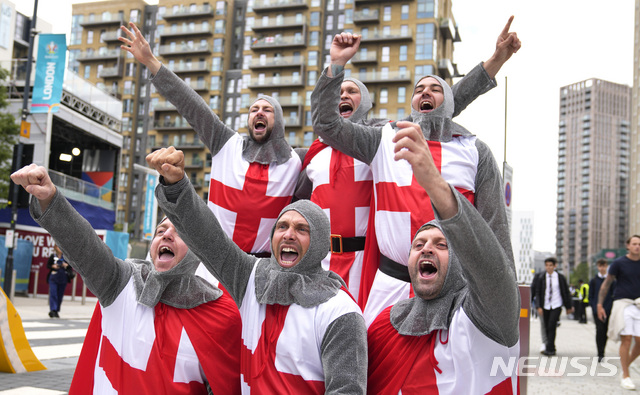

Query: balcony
left=270, top=95, right=304, bottom=108
left=154, top=101, right=177, bottom=112
left=252, top=0, right=309, bottom=12
left=77, top=48, right=123, bottom=62
left=249, top=55, right=304, bottom=69
left=159, top=24, right=213, bottom=38
left=248, top=74, right=304, bottom=88
left=185, top=158, right=205, bottom=169
left=439, top=18, right=457, bottom=41
left=98, top=63, right=124, bottom=78
left=152, top=139, right=205, bottom=151
left=351, top=50, right=377, bottom=64
left=284, top=115, right=302, bottom=128
left=163, top=4, right=214, bottom=19
left=360, top=28, right=413, bottom=43
left=437, top=58, right=454, bottom=79
left=252, top=15, right=306, bottom=31
left=80, top=15, right=123, bottom=28
left=354, top=0, right=404, bottom=4
left=353, top=9, right=379, bottom=24
left=185, top=80, right=209, bottom=92
left=154, top=119, right=192, bottom=131
left=353, top=69, right=411, bottom=84
left=251, top=33, right=307, bottom=49
left=167, top=61, right=209, bottom=74
left=158, top=42, right=211, bottom=56
left=101, top=30, right=124, bottom=43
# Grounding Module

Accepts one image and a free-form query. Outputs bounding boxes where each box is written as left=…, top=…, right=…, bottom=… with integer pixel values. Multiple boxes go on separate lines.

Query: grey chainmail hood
left=255, top=200, right=346, bottom=307
left=133, top=242, right=223, bottom=309
left=407, top=75, right=471, bottom=142
left=242, top=95, right=292, bottom=165
left=343, top=77, right=372, bottom=124
left=390, top=219, right=468, bottom=336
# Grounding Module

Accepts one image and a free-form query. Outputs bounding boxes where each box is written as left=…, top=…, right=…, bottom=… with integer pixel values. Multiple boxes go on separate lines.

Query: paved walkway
left=1, top=295, right=640, bottom=393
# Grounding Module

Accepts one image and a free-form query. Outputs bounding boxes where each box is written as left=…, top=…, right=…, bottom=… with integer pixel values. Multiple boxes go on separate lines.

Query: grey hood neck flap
left=133, top=249, right=223, bottom=309
left=255, top=200, right=346, bottom=308
left=390, top=219, right=468, bottom=336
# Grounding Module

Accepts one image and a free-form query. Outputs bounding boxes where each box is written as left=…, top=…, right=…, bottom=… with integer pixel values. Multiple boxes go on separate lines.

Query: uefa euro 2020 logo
left=46, top=42, right=58, bottom=55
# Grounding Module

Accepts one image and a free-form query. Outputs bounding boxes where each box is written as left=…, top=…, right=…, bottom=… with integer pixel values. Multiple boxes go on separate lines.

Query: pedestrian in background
left=589, top=258, right=615, bottom=362
left=47, top=244, right=70, bottom=318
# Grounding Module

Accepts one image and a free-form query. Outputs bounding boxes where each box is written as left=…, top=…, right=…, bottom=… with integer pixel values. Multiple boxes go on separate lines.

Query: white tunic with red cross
left=207, top=133, right=301, bottom=254
left=362, top=123, right=478, bottom=326
left=69, top=277, right=242, bottom=395
left=306, top=143, right=372, bottom=302
left=368, top=306, right=520, bottom=394
left=238, top=265, right=362, bottom=394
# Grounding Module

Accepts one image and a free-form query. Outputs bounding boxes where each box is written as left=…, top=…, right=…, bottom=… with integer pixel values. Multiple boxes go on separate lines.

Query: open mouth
left=280, top=247, right=299, bottom=265
left=418, top=259, right=437, bottom=278
left=158, top=246, right=175, bottom=261
left=339, top=102, right=354, bottom=117
left=254, top=119, right=267, bottom=131
left=420, top=100, right=434, bottom=112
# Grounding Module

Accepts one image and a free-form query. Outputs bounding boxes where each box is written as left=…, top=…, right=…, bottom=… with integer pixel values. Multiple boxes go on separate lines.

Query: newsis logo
left=490, top=356, right=620, bottom=377
left=46, top=42, right=58, bottom=55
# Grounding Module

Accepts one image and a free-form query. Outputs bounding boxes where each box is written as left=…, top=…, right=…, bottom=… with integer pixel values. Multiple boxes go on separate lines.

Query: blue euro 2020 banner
left=31, top=34, right=67, bottom=114
left=142, top=173, right=158, bottom=241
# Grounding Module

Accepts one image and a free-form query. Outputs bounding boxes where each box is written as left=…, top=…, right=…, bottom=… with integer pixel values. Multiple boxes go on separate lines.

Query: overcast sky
left=16, top=0, right=636, bottom=252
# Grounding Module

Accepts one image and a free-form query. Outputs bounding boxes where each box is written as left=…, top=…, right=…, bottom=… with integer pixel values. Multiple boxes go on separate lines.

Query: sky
left=15, top=0, right=636, bottom=252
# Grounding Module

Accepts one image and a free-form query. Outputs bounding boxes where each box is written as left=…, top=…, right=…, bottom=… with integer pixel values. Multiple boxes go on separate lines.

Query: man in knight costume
left=365, top=122, right=520, bottom=393
left=147, top=147, right=367, bottom=394
left=120, top=22, right=302, bottom=256
left=311, top=24, right=520, bottom=325
left=11, top=164, right=242, bottom=394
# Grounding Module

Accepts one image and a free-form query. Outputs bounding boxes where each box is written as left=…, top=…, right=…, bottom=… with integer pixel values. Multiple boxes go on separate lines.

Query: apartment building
left=556, top=79, right=630, bottom=274
left=71, top=0, right=462, bottom=239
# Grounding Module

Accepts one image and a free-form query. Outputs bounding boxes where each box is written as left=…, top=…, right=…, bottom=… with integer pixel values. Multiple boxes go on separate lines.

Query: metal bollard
left=32, top=270, right=39, bottom=298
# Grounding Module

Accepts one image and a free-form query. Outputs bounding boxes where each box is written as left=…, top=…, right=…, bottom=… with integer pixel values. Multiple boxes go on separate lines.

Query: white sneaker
left=539, top=344, right=546, bottom=352
left=621, top=377, right=636, bottom=390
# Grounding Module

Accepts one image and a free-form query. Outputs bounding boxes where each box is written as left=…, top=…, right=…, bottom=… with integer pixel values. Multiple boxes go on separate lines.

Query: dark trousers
left=580, top=302, right=589, bottom=323
left=543, top=307, right=562, bottom=353
left=48, top=271, right=68, bottom=312
left=592, top=310, right=610, bottom=358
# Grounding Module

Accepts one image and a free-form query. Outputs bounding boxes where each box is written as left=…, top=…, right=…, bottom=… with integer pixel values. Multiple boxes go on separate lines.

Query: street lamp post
left=4, top=0, right=39, bottom=298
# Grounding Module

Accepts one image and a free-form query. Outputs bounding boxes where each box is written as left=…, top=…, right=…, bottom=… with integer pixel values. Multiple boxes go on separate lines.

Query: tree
left=0, top=68, right=20, bottom=208
left=570, top=261, right=590, bottom=286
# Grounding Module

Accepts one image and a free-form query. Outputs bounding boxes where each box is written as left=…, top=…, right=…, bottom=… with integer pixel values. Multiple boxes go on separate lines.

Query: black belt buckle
left=330, top=234, right=343, bottom=254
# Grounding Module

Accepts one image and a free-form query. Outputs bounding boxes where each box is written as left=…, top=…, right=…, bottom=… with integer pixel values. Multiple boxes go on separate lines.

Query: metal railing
left=49, top=169, right=115, bottom=210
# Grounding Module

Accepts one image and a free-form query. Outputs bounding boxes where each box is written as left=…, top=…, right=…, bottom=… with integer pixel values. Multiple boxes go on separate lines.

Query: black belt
left=379, top=254, right=411, bottom=283
left=250, top=252, right=272, bottom=258
left=330, top=235, right=366, bottom=254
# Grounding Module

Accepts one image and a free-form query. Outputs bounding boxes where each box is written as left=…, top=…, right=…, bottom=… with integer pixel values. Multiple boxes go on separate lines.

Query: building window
left=84, top=65, right=91, bottom=79
left=307, top=13, right=319, bottom=29
left=326, top=15, right=333, bottom=30
left=415, top=24, right=434, bottom=60
left=308, top=70, right=317, bottom=86
left=308, top=51, right=318, bottom=66
left=213, top=38, right=223, bottom=52
left=380, top=88, right=388, bottom=104
left=401, top=4, right=409, bottom=19
left=417, top=0, right=435, bottom=18
left=382, top=47, right=390, bottom=62
left=310, top=31, right=319, bottom=46
left=383, top=6, right=391, bottom=21
left=399, top=45, right=407, bottom=62
left=210, top=95, right=220, bottom=110
left=398, top=86, right=406, bottom=103
left=304, top=131, right=314, bottom=146
left=327, top=0, right=334, bottom=11
left=212, top=57, right=222, bottom=71
left=211, top=76, right=220, bottom=90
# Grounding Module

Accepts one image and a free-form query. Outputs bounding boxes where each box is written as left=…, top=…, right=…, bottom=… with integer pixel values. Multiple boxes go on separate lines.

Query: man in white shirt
left=535, top=257, right=574, bottom=356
